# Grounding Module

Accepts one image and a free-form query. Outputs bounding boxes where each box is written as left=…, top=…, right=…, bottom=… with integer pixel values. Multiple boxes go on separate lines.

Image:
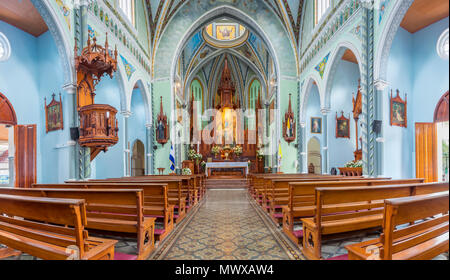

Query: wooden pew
left=69, top=178, right=188, bottom=223
left=265, top=176, right=378, bottom=217
left=251, top=174, right=344, bottom=206
left=282, top=179, right=424, bottom=243
left=300, top=182, right=449, bottom=260
left=33, top=183, right=174, bottom=242
left=346, top=191, right=449, bottom=260
left=0, top=194, right=117, bottom=260
left=0, top=188, right=155, bottom=260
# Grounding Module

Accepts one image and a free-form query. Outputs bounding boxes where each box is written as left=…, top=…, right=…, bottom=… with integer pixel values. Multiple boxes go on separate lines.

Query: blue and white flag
left=169, top=143, right=176, bottom=172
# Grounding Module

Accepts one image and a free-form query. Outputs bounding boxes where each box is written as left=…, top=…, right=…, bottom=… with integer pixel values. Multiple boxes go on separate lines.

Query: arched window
left=248, top=79, right=261, bottom=110
left=0, top=32, right=11, bottom=62
left=315, top=0, right=331, bottom=26
left=437, top=28, right=449, bottom=60
left=118, top=0, right=135, bottom=27
left=191, top=79, right=203, bottom=128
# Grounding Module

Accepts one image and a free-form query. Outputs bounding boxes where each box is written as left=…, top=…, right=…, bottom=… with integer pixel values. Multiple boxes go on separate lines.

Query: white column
left=121, top=111, right=132, bottom=177
left=321, top=108, right=331, bottom=175
left=62, top=83, right=78, bottom=181
left=374, top=79, right=389, bottom=177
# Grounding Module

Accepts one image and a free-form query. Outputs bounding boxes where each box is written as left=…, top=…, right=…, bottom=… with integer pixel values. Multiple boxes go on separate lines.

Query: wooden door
left=415, top=123, right=437, bottom=182
left=14, top=125, right=37, bottom=188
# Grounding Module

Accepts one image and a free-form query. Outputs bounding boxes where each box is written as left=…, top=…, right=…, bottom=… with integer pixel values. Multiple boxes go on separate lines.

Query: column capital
left=145, top=123, right=153, bottom=129
left=121, top=111, right=132, bottom=118
left=320, top=108, right=331, bottom=116
left=300, top=122, right=306, bottom=128
left=62, top=83, right=77, bottom=94
left=374, top=79, right=389, bottom=91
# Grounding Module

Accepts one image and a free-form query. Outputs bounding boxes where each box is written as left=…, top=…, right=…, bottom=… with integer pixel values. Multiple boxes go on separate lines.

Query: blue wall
left=91, top=75, right=125, bottom=179
left=384, top=17, right=449, bottom=179
left=305, top=84, right=323, bottom=173
left=129, top=87, right=147, bottom=151
left=0, top=20, right=70, bottom=184
left=328, top=60, right=360, bottom=170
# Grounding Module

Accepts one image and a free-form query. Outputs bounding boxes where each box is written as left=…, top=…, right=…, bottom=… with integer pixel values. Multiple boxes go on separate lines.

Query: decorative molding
left=374, top=0, right=414, bottom=81
left=374, top=79, right=389, bottom=90
left=31, top=0, right=75, bottom=85
left=300, top=0, right=362, bottom=74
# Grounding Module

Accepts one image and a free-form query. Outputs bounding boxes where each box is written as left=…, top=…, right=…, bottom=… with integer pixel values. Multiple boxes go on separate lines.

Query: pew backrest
left=381, top=191, right=449, bottom=260
left=0, top=194, right=91, bottom=259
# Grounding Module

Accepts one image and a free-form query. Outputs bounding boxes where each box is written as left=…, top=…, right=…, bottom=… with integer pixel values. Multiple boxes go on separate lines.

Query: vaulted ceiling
left=145, top=0, right=304, bottom=47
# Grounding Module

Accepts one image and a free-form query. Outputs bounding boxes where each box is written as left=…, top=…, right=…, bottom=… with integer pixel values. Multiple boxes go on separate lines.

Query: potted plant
left=339, top=160, right=363, bottom=176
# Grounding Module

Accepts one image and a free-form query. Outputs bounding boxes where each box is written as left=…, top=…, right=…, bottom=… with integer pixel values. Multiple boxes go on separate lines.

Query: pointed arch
left=323, top=41, right=363, bottom=109
left=300, top=73, right=322, bottom=124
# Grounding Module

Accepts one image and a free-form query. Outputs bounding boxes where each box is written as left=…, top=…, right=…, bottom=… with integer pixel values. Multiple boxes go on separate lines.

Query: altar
left=205, top=162, right=249, bottom=177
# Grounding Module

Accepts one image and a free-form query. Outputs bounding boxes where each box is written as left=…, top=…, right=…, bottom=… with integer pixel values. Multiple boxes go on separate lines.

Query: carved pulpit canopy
left=156, top=96, right=170, bottom=145
left=75, top=32, right=118, bottom=108
left=75, top=33, right=119, bottom=161
left=283, top=94, right=296, bottom=145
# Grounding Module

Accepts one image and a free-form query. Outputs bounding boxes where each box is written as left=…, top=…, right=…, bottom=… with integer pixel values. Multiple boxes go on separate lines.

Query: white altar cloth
left=205, top=162, right=249, bottom=177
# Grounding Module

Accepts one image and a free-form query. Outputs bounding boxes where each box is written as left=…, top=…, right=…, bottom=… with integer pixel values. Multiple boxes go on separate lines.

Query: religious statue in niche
left=390, top=89, right=407, bottom=128
left=283, top=94, right=296, bottom=144
left=45, top=93, right=64, bottom=133
left=336, top=111, right=350, bottom=139
left=311, top=117, right=322, bottom=134
left=156, top=96, right=170, bottom=145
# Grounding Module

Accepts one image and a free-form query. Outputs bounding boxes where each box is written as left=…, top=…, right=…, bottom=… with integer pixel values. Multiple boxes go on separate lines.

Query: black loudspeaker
left=70, top=127, right=80, bottom=141
left=372, top=120, right=382, bottom=135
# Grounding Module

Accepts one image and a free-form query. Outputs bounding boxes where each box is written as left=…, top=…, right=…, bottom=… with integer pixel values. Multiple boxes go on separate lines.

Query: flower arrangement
left=201, top=161, right=206, bottom=168
left=256, top=149, right=264, bottom=160
left=182, top=168, right=192, bottom=175
left=345, top=160, right=363, bottom=168
left=233, top=145, right=243, bottom=156
left=248, top=160, right=252, bottom=167
left=188, top=149, right=203, bottom=163
left=211, top=145, right=222, bottom=156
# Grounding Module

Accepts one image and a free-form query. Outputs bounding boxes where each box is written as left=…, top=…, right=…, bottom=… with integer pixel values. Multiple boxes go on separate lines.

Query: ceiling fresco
left=145, top=0, right=305, bottom=49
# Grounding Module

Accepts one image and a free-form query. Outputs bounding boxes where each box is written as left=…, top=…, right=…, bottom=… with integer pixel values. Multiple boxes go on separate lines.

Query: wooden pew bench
left=2, top=188, right=155, bottom=260
left=300, top=182, right=449, bottom=260
left=346, top=191, right=449, bottom=260
left=265, top=176, right=375, bottom=219
left=33, top=183, right=174, bottom=242
left=0, top=194, right=117, bottom=260
left=281, top=179, right=424, bottom=243
left=69, top=178, right=188, bottom=223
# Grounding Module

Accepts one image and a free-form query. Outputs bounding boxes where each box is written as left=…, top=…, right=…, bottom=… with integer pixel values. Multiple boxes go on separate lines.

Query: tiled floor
left=151, top=189, right=303, bottom=260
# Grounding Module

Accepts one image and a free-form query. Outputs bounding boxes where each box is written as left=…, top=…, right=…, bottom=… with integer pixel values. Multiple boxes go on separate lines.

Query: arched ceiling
left=145, top=0, right=304, bottom=49
left=173, top=21, right=277, bottom=106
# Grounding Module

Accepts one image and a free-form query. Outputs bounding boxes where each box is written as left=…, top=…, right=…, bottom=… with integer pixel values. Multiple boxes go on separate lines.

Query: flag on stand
left=169, top=143, right=176, bottom=172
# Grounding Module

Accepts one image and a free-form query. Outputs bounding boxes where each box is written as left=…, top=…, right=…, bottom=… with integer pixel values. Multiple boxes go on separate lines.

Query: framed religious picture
left=156, top=96, right=170, bottom=145
left=390, top=89, right=407, bottom=128
left=45, top=93, right=64, bottom=133
left=311, top=117, right=322, bottom=134
left=336, top=111, right=350, bottom=138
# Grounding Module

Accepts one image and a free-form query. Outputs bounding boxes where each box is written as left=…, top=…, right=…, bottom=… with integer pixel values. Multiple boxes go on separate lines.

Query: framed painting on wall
left=336, top=111, right=350, bottom=138
left=311, top=117, right=322, bottom=134
left=390, top=89, right=407, bottom=128
left=45, top=93, right=63, bottom=133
